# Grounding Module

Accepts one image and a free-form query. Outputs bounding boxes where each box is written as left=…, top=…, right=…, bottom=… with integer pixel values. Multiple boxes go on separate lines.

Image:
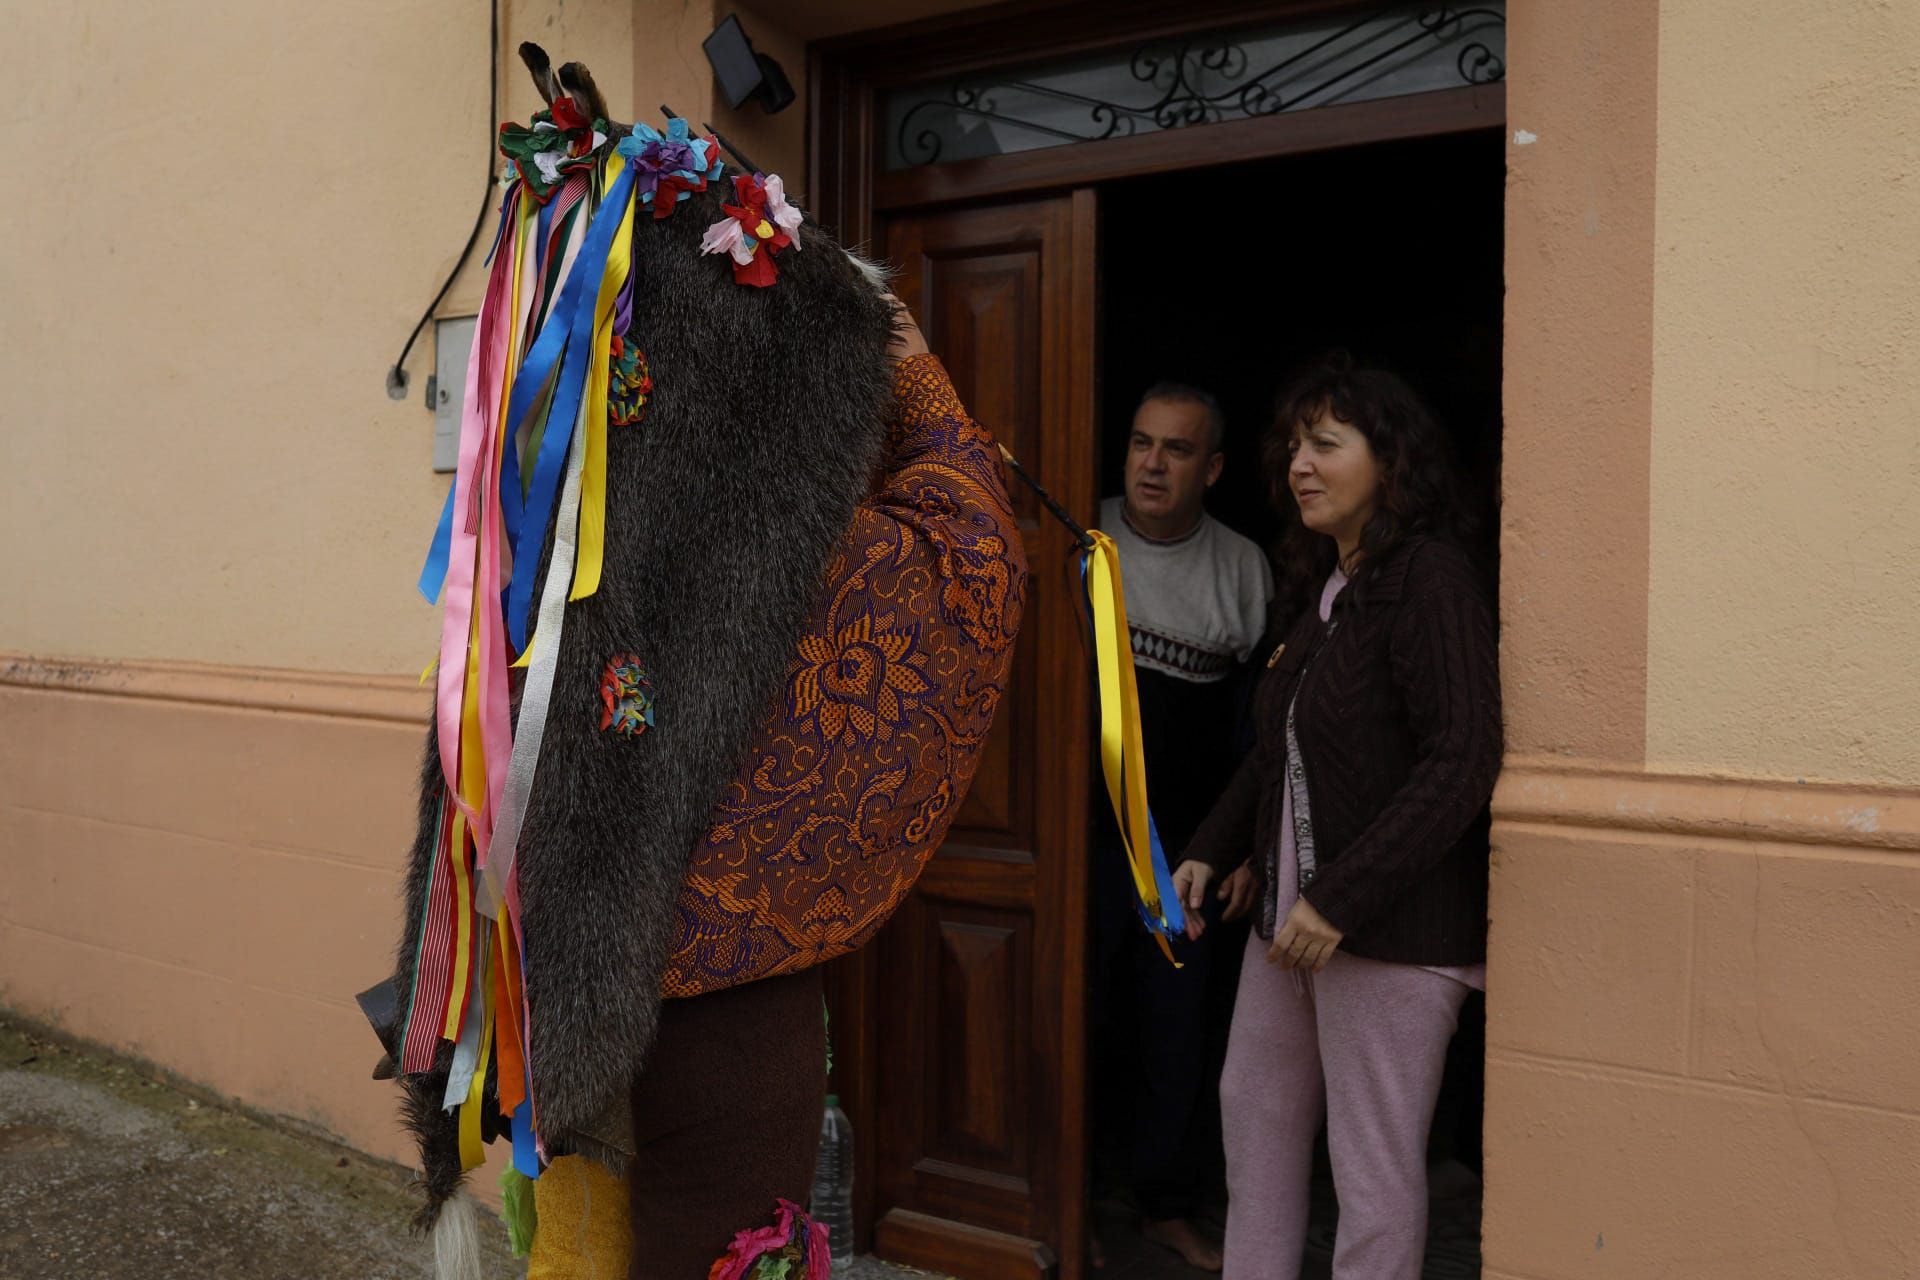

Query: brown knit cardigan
left=1184, top=535, right=1502, bottom=966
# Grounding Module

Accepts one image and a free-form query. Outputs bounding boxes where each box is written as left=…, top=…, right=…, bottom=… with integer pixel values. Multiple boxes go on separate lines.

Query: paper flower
left=608, top=336, right=653, bottom=426
left=498, top=100, right=606, bottom=203
left=763, top=174, right=803, bottom=250
left=549, top=95, right=589, bottom=134
left=706, top=1200, right=827, bottom=1280
left=699, top=173, right=803, bottom=288
left=599, top=655, right=656, bottom=736
left=699, top=215, right=748, bottom=263
left=618, top=118, right=725, bottom=217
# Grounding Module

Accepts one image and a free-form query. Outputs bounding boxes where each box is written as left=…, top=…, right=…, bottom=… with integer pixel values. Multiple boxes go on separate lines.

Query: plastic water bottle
left=810, top=1095, right=855, bottom=1270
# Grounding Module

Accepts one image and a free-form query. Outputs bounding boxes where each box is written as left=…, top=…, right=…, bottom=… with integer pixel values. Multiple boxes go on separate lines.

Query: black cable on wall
left=386, top=0, right=500, bottom=400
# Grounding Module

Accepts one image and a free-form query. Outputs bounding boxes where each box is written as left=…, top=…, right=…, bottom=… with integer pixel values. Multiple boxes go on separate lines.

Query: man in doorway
left=1092, top=383, right=1272, bottom=1272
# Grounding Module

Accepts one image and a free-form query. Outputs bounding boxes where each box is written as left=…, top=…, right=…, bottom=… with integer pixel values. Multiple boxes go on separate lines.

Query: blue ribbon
left=417, top=482, right=458, bottom=604
left=510, top=1097, right=541, bottom=1177
left=1146, top=809, right=1186, bottom=935
left=502, top=160, right=638, bottom=649
left=499, top=439, right=525, bottom=552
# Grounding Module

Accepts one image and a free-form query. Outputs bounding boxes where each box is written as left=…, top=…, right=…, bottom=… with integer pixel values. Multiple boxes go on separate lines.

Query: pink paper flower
left=707, top=1200, right=818, bottom=1280
left=764, top=174, right=804, bottom=250
left=806, top=1216, right=831, bottom=1277
left=701, top=215, right=749, bottom=264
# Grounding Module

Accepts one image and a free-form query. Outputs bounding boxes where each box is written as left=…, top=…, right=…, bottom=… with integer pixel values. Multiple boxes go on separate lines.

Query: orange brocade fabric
left=661, top=354, right=1028, bottom=997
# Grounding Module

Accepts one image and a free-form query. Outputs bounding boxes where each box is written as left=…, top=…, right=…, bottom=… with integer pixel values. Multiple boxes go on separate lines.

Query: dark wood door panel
left=912, top=850, right=1036, bottom=909
left=925, top=907, right=1032, bottom=1172
left=887, top=204, right=1060, bottom=536
left=888, top=211, right=1057, bottom=859
left=850, top=191, right=1096, bottom=1280
left=872, top=894, right=1039, bottom=1239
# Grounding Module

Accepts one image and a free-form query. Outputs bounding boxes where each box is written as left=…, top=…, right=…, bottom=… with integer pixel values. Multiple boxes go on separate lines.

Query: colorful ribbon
left=399, top=113, right=721, bottom=1182
left=1082, top=532, right=1186, bottom=963
left=503, top=154, right=639, bottom=650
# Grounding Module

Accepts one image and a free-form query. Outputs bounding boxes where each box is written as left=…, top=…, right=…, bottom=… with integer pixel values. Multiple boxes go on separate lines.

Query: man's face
left=1124, top=398, right=1223, bottom=531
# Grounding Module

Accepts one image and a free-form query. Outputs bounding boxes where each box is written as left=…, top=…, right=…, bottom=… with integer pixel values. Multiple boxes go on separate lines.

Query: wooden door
left=825, top=192, right=1097, bottom=1280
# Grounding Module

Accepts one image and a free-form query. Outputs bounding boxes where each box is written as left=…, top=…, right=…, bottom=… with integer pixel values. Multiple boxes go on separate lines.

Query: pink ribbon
left=435, top=190, right=523, bottom=852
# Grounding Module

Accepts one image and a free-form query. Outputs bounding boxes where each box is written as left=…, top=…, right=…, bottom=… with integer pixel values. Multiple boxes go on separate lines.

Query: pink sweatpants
left=1219, top=931, right=1469, bottom=1280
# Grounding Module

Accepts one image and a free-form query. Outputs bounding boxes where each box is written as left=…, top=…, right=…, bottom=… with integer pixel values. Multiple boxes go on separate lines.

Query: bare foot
left=1141, top=1217, right=1223, bottom=1272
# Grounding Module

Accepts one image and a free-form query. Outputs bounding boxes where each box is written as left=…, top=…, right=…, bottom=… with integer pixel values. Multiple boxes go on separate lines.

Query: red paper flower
left=549, top=94, right=589, bottom=134
left=699, top=174, right=799, bottom=288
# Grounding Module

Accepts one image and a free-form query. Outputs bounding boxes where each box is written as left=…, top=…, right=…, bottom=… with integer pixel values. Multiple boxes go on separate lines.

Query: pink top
left=1274, top=568, right=1486, bottom=991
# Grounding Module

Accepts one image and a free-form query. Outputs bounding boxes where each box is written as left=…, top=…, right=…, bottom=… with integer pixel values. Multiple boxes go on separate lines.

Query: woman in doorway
left=1172, top=352, right=1501, bottom=1280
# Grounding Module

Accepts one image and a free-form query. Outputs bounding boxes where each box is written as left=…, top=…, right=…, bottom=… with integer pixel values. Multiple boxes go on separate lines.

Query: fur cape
left=378, top=166, right=898, bottom=1222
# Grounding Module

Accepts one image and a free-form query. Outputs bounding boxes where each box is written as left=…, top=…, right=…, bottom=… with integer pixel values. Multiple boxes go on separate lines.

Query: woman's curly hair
left=1264, top=350, right=1468, bottom=618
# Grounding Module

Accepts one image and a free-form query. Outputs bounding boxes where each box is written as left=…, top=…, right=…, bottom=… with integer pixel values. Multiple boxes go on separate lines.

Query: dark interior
left=1089, top=128, right=1504, bottom=1280
left=1098, top=128, right=1506, bottom=560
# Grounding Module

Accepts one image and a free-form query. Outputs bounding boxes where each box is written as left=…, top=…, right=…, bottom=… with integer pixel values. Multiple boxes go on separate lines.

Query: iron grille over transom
left=883, top=4, right=1506, bottom=170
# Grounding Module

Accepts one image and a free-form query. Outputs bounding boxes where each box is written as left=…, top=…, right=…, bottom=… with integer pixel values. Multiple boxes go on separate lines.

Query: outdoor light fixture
left=703, top=14, right=794, bottom=114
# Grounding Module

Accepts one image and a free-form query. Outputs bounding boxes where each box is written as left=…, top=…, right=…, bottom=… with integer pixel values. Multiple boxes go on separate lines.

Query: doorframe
left=808, top=0, right=1505, bottom=239
left=810, top=3, right=1506, bottom=1272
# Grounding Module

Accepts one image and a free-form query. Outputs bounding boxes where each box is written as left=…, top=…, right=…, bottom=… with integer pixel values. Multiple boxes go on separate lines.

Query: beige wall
left=1488, top=2, right=1920, bottom=1278
left=1647, top=0, right=1920, bottom=786
left=5, top=3, right=473, bottom=675
left=0, top=0, right=884, bottom=677
left=0, top=661, right=428, bottom=1160
left=1499, top=0, right=1657, bottom=766
left=0, top=0, right=641, bottom=678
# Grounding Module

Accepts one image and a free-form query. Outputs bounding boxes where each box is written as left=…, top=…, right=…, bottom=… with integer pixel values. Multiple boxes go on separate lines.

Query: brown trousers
left=626, top=966, right=828, bottom=1279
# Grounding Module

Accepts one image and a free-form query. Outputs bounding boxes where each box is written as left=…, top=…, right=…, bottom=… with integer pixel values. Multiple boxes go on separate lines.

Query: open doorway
left=1086, top=128, right=1504, bottom=1280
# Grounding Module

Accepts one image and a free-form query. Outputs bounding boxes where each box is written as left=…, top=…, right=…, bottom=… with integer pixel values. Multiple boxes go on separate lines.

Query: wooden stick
left=997, top=443, right=1094, bottom=549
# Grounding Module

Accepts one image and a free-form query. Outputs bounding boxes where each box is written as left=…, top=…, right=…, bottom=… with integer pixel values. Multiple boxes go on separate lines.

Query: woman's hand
left=1217, top=863, right=1258, bottom=922
left=1268, top=897, right=1343, bottom=971
left=881, top=293, right=929, bottom=361
left=1170, top=860, right=1214, bottom=941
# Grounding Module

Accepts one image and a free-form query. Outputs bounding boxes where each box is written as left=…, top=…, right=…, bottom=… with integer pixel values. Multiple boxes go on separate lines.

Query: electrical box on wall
left=430, top=316, right=477, bottom=473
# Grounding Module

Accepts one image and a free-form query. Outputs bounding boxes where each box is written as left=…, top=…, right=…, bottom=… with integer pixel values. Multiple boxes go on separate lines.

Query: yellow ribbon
left=442, top=815, right=474, bottom=1040
left=1084, top=531, right=1178, bottom=965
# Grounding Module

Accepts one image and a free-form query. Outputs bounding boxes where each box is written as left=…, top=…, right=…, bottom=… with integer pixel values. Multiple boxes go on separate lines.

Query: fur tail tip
left=433, top=1191, right=487, bottom=1280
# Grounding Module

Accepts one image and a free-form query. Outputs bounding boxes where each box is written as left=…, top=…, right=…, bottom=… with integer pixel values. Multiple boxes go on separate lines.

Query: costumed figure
left=360, top=45, right=1028, bottom=1279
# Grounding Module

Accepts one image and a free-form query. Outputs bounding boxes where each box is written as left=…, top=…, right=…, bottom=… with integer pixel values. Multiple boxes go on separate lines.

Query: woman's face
left=1288, top=409, right=1381, bottom=551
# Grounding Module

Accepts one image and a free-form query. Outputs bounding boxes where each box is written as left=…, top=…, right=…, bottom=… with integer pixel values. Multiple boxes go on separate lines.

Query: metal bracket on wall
left=430, top=315, right=477, bottom=473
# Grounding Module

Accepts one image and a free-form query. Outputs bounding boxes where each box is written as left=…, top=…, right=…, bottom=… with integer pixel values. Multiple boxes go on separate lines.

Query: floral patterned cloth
left=662, top=354, right=1026, bottom=996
